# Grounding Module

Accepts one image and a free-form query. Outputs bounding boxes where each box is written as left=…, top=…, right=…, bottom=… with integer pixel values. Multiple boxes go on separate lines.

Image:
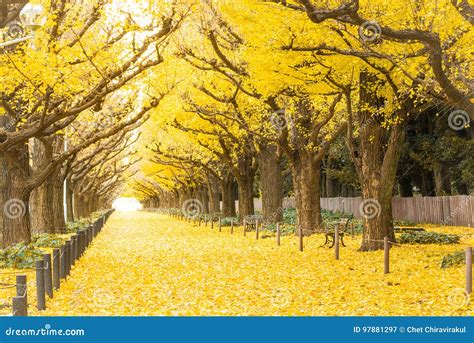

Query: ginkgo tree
left=0, top=0, right=191, bottom=246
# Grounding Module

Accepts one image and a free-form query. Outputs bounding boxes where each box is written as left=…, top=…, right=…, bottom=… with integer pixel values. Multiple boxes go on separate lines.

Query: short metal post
left=16, top=274, right=27, bottom=306
left=466, top=247, right=472, bottom=294
left=43, top=254, right=53, bottom=298
left=13, top=275, right=27, bottom=316
left=299, top=227, right=303, bottom=252
left=70, top=236, right=76, bottom=266
left=276, top=222, right=281, bottom=246
left=52, top=248, right=60, bottom=290
left=384, top=237, right=390, bottom=274
left=65, top=241, right=71, bottom=276
left=334, top=227, right=339, bottom=260
left=35, top=260, right=46, bottom=310
left=60, top=245, right=66, bottom=280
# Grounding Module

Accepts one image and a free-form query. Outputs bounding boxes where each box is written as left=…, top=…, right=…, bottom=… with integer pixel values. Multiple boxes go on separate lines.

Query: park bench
left=322, top=215, right=353, bottom=248
left=243, top=214, right=263, bottom=233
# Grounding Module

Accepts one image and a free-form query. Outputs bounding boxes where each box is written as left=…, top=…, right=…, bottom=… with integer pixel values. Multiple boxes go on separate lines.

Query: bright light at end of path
left=112, top=198, right=142, bottom=211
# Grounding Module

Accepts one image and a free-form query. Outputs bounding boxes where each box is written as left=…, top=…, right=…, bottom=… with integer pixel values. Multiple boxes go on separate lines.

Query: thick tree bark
left=291, top=152, right=322, bottom=235
left=65, top=181, right=74, bottom=223
left=30, top=137, right=66, bottom=234
left=221, top=172, right=235, bottom=216
left=258, top=144, right=283, bottom=223
left=206, top=175, right=221, bottom=214
left=356, top=72, right=404, bottom=251
left=1, top=145, right=31, bottom=246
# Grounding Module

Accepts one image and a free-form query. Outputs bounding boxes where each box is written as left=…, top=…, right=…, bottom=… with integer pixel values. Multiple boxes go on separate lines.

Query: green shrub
left=440, top=250, right=465, bottom=268
left=0, top=243, right=44, bottom=269
left=32, top=233, right=65, bottom=248
left=399, top=231, right=460, bottom=245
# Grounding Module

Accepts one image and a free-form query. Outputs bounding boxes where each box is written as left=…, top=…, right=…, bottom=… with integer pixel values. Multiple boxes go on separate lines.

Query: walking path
left=32, top=211, right=471, bottom=316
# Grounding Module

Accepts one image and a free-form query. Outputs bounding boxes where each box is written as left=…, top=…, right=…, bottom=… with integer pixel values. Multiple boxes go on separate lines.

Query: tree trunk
left=434, top=163, right=451, bottom=195
left=65, top=181, right=74, bottom=223
left=1, top=145, right=31, bottom=247
left=221, top=172, right=235, bottom=216
left=291, top=152, right=322, bottom=235
left=206, top=175, right=221, bottom=214
left=356, top=72, right=405, bottom=251
left=258, top=144, right=283, bottom=223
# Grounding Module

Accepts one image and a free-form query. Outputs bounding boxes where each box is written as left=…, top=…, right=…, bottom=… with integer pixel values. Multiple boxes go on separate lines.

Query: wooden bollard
left=334, top=227, right=340, bottom=260
left=466, top=247, right=472, bottom=294
left=60, top=245, right=66, bottom=280
left=13, top=275, right=27, bottom=316
left=384, top=237, right=390, bottom=274
left=74, top=234, right=79, bottom=260
left=299, top=227, right=303, bottom=252
left=36, top=260, right=46, bottom=310
left=65, top=241, right=71, bottom=276
left=70, top=236, right=76, bottom=266
left=218, top=218, right=222, bottom=232
left=43, top=254, right=53, bottom=298
left=243, top=220, right=246, bottom=237
left=211, top=219, right=214, bottom=230
left=16, top=274, right=27, bottom=306
left=256, top=220, right=259, bottom=240
left=351, top=223, right=355, bottom=238
left=52, top=248, right=60, bottom=290
left=276, top=222, right=281, bottom=246
left=230, top=219, right=234, bottom=234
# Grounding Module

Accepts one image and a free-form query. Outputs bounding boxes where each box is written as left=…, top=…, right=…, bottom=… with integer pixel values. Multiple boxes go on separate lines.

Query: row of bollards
left=11, top=210, right=114, bottom=316
left=170, top=210, right=473, bottom=298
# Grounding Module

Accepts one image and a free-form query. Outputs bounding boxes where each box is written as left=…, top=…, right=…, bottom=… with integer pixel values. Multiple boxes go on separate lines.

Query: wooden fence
left=319, top=196, right=473, bottom=227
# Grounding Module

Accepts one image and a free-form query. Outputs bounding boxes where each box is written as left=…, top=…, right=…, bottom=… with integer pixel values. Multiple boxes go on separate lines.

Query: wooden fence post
left=219, top=218, right=222, bottom=232
left=36, top=260, right=46, bottom=310
left=211, top=218, right=214, bottom=230
left=466, top=247, right=472, bottom=294
left=230, top=219, right=234, bottom=234
left=334, top=227, right=339, bottom=260
left=13, top=274, right=27, bottom=316
left=276, top=222, right=281, bottom=246
left=52, top=248, right=60, bottom=290
left=43, top=254, right=53, bottom=298
left=384, top=237, right=390, bottom=274
left=243, top=219, right=246, bottom=237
